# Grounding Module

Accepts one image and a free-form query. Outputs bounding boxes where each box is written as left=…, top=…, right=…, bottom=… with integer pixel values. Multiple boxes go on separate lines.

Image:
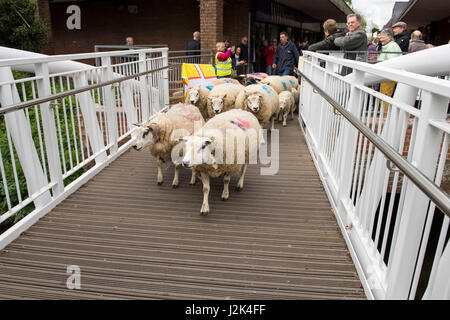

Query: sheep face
left=188, top=88, right=200, bottom=104
left=180, top=136, right=216, bottom=169
left=208, top=95, right=226, bottom=115
left=279, top=97, right=289, bottom=112
left=132, top=123, right=160, bottom=151
left=246, top=93, right=263, bottom=113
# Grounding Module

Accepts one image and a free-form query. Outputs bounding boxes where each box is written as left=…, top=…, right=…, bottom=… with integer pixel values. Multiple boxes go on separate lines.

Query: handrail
left=0, top=65, right=172, bottom=115
left=294, top=66, right=450, bottom=217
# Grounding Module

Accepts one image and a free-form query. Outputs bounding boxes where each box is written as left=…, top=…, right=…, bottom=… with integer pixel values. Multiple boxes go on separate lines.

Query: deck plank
left=0, top=119, right=366, bottom=299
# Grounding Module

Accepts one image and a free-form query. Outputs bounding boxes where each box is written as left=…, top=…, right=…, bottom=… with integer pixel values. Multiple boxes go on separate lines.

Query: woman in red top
left=264, top=38, right=277, bottom=75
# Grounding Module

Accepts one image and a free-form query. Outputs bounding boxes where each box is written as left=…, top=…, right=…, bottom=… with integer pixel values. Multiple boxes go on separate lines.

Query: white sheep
left=259, top=75, right=293, bottom=94
left=235, top=84, right=279, bottom=130
left=132, top=103, right=205, bottom=187
left=281, top=75, right=299, bottom=90
left=292, top=87, right=300, bottom=109
left=180, top=109, right=261, bottom=215
left=210, top=78, right=241, bottom=86
left=186, top=84, right=214, bottom=120
left=278, top=90, right=295, bottom=126
left=207, top=83, right=245, bottom=116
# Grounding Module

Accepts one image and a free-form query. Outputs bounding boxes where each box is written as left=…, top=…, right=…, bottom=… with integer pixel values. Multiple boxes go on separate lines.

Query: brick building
left=38, top=0, right=352, bottom=65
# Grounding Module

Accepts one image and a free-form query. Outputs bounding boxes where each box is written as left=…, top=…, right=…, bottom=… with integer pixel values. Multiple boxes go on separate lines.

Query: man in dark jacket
left=272, top=31, right=300, bottom=76
left=408, top=30, right=427, bottom=53
left=186, top=31, right=201, bottom=63
left=392, top=22, right=409, bottom=52
left=309, top=19, right=346, bottom=52
left=334, top=13, right=367, bottom=75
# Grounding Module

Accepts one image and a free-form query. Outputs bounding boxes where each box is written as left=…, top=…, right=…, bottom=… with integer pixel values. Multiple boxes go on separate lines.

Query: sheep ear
left=179, top=136, right=190, bottom=143
left=244, top=91, right=249, bottom=97
left=133, top=123, right=143, bottom=127
left=221, top=94, right=227, bottom=99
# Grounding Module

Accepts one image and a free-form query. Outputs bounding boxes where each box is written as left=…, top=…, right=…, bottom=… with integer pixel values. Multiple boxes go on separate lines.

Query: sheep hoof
left=157, top=181, right=163, bottom=186
left=235, top=185, right=243, bottom=191
left=282, top=123, right=287, bottom=127
left=172, top=183, right=179, bottom=189
left=200, top=204, right=210, bottom=215
left=221, top=195, right=229, bottom=201
left=189, top=180, right=196, bottom=186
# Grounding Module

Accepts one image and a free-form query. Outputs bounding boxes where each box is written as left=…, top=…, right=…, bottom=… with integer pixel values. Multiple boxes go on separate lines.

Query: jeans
left=278, top=69, right=292, bottom=76
left=265, top=65, right=273, bottom=75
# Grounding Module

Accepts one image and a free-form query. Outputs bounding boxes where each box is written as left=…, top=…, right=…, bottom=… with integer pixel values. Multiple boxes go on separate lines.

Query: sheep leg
left=199, top=172, right=210, bottom=215
left=236, top=164, right=248, bottom=191
left=189, top=169, right=197, bottom=185
left=172, top=164, right=180, bottom=188
left=278, top=111, right=282, bottom=122
left=283, top=110, right=288, bottom=127
left=157, top=157, right=164, bottom=185
left=291, top=105, right=295, bottom=120
left=259, top=126, right=266, bottom=145
left=221, top=173, right=231, bottom=201
left=271, top=116, right=275, bottom=130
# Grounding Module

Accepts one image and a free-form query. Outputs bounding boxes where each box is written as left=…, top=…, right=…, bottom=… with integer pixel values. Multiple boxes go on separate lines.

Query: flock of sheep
left=132, top=74, right=300, bottom=215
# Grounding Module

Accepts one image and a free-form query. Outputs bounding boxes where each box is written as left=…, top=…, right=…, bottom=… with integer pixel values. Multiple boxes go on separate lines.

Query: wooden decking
left=0, top=119, right=366, bottom=299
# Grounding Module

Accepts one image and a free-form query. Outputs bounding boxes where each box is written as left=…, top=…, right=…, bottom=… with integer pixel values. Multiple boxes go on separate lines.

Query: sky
left=351, top=0, right=408, bottom=30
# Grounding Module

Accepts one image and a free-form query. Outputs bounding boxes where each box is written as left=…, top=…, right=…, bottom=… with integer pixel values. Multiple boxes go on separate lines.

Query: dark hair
left=347, top=13, right=362, bottom=22
left=280, top=31, right=288, bottom=38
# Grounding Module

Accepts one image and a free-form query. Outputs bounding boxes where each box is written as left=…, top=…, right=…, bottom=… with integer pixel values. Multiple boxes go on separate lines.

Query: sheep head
left=188, top=87, right=200, bottom=105
left=132, top=123, right=161, bottom=151
left=179, top=136, right=217, bottom=169
left=279, top=96, right=289, bottom=111
left=245, top=92, right=263, bottom=113
left=208, top=94, right=226, bottom=115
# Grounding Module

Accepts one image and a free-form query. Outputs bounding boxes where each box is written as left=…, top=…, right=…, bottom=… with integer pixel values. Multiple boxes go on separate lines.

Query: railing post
left=138, top=52, right=150, bottom=121
left=0, top=66, right=52, bottom=207
left=73, top=72, right=107, bottom=163
left=101, top=56, right=119, bottom=154
left=162, top=48, right=170, bottom=110
left=386, top=90, right=449, bottom=299
left=34, top=63, right=64, bottom=197
left=337, top=70, right=365, bottom=224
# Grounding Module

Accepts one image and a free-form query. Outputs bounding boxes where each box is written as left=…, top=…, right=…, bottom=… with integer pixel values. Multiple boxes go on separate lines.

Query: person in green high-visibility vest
left=215, top=42, right=232, bottom=78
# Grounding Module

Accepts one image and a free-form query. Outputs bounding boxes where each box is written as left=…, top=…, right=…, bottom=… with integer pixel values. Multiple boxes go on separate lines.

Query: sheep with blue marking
left=235, top=83, right=280, bottom=130
left=186, top=84, right=215, bottom=120
left=259, top=75, right=293, bottom=94
left=210, top=78, right=241, bottom=86
left=281, top=75, right=299, bottom=91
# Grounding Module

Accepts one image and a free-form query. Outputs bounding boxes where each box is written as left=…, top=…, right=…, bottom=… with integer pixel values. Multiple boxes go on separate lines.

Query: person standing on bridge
left=333, top=13, right=367, bottom=75
left=392, top=21, right=410, bottom=53
left=308, top=19, right=346, bottom=52
left=272, top=31, right=300, bottom=76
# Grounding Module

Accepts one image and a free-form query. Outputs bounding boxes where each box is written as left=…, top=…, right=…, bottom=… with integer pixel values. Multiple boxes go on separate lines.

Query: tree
left=0, top=0, right=49, bottom=53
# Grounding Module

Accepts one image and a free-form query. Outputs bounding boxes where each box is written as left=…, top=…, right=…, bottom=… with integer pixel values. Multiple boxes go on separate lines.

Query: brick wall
left=200, top=0, right=224, bottom=51
left=223, top=0, right=250, bottom=48
left=44, top=0, right=200, bottom=55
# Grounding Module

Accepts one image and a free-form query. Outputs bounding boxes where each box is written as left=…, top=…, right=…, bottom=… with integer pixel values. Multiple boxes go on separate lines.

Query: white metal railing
left=0, top=48, right=169, bottom=249
left=299, top=50, right=450, bottom=300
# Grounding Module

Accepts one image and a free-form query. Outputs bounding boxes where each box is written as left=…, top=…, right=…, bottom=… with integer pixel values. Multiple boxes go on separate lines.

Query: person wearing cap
left=392, top=21, right=409, bottom=52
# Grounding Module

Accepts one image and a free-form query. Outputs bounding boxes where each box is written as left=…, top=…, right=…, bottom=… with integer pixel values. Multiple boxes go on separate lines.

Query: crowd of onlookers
left=181, top=15, right=444, bottom=80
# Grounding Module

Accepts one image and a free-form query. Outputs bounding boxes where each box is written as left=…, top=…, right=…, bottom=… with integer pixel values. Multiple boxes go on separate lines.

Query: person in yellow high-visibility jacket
left=215, top=42, right=232, bottom=78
